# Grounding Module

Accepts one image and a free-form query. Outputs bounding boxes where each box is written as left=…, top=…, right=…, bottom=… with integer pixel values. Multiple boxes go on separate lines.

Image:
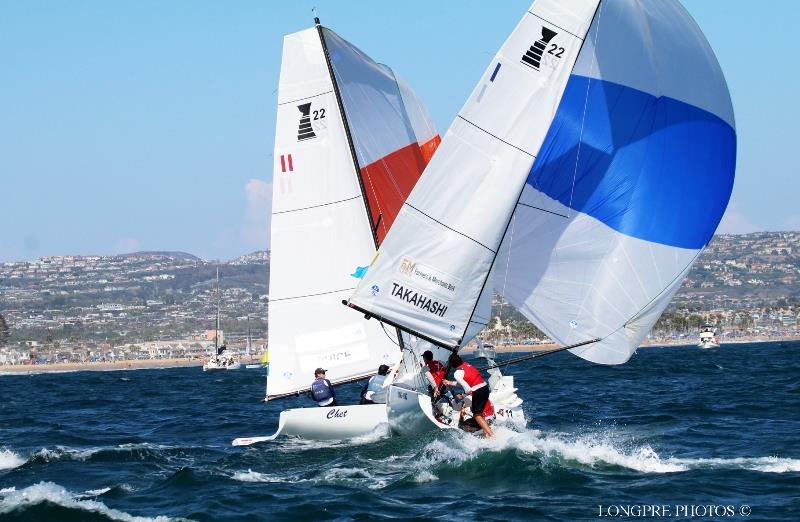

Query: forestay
left=347, top=0, right=601, bottom=348
left=267, top=25, right=439, bottom=399
left=494, top=0, right=736, bottom=364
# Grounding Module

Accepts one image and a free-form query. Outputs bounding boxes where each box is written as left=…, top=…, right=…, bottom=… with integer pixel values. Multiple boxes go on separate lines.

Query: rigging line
left=380, top=320, right=402, bottom=348
left=567, top=0, right=605, bottom=218
left=477, top=338, right=600, bottom=371
left=500, top=207, right=517, bottom=300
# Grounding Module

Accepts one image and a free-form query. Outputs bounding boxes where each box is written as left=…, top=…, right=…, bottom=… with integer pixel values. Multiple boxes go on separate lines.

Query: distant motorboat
left=698, top=327, right=720, bottom=349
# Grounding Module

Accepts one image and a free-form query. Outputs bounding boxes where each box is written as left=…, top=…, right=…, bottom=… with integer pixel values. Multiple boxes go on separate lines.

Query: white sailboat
left=233, top=18, right=440, bottom=445
left=203, top=267, right=241, bottom=371
left=346, top=0, right=736, bottom=434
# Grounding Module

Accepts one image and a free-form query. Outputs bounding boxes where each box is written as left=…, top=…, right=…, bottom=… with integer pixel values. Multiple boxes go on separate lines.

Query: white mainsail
left=347, top=0, right=601, bottom=349
left=267, top=24, right=440, bottom=399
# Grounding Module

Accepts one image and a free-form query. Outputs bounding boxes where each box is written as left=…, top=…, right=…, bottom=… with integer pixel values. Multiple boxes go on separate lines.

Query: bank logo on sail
left=521, top=26, right=562, bottom=71
left=397, top=257, right=458, bottom=294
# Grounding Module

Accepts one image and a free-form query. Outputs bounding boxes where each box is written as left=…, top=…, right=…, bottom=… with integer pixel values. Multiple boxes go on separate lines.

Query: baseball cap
left=314, top=368, right=326, bottom=375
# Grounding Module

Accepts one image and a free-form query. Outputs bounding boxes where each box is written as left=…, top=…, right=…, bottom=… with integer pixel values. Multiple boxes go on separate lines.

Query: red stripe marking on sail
left=359, top=141, right=433, bottom=245
left=280, top=155, right=286, bottom=173
left=287, top=154, right=293, bottom=172
left=419, top=135, right=441, bottom=165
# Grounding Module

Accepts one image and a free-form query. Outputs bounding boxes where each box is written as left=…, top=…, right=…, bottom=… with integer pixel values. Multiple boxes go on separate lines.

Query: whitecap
left=670, top=456, right=800, bottom=473
left=0, top=482, right=174, bottom=521
left=0, top=449, right=26, bottom=471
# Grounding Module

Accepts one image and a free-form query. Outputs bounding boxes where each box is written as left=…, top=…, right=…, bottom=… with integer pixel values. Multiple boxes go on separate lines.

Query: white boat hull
left=386, top=386, right=453, bottom=435
left=385, top=384, right=527, bottom=435
left=698, top=340, right=720, bottom=349
left=232, top=404, right=388, bottom=445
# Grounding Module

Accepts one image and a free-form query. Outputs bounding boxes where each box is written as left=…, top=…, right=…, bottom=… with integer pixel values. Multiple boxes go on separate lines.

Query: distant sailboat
left=203, top=268, right=241, bottom=372
left=346, top=0, right=736, bottom=433
left=233, top=17, right=440, bottom=445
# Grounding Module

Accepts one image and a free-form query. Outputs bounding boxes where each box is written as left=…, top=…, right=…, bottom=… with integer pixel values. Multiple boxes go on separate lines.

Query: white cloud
left=716, top=201, right=761, bottom=234
left=241, top=179, right=272, bottom=251
left=112, top=237, right=141, bottom=254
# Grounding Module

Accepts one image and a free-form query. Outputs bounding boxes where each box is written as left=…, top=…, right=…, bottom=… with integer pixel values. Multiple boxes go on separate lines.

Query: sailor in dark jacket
left=310, top=368, right=337, bottom=407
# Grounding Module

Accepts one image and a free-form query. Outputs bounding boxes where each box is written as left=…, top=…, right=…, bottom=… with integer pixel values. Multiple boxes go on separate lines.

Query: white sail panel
left=267, top=28, right=400, bottom=398
left=347, top=0, right=600, bottom=348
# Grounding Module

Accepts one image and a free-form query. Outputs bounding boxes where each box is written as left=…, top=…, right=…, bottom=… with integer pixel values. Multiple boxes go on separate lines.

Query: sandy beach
left=0, top=357, right=205, bottom=374
left=3, top=335, right=797, bottom=374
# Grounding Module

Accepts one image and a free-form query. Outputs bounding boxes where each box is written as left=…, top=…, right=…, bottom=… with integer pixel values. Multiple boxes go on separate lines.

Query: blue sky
left=1, top=1, right=797, bottom=262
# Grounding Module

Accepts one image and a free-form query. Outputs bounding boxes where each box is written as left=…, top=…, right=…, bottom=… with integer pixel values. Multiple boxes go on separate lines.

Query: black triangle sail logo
left=297, top=102, right=317, bottom=141
left=521, top=26, right=558, bottom=70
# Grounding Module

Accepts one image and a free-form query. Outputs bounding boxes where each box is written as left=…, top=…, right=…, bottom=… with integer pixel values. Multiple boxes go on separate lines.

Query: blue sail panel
left=527, top=75, right=736, bottom=250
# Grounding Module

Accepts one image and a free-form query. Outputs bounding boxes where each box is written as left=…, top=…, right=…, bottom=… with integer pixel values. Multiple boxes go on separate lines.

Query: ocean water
left=1, top=341, right=798, bottom=521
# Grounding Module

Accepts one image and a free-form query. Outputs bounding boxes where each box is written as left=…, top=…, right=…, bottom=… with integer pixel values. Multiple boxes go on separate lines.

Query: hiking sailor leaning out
left=442, top=353, right=494, bottom=438
left=310, top=368, right=337, bottom=407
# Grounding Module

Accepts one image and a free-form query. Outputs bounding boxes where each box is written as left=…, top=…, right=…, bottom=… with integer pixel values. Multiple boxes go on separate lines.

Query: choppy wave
left=0, top=482, right=172, bottom=521
left=30, top=443, right=182, bottom=465
left=0, top=449, right=26, bottom=471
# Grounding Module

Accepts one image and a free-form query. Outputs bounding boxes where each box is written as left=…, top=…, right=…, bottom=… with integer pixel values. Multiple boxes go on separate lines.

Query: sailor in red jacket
left=442, top=353, right=495, bottom=438
left=422, top=350, right=446, bottom=397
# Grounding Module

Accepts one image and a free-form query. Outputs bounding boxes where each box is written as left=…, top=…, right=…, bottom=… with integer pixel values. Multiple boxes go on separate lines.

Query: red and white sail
left=267, top=24, right=440, bottom=399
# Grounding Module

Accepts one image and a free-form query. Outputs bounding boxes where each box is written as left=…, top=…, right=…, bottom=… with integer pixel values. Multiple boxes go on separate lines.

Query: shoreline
left=2, top=336, right=798, bottom=374
left=0, top=357, right=205, bottom=375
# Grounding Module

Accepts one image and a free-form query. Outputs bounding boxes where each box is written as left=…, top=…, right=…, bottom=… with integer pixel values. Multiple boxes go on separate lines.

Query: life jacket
left=457, top=361, right=485, bottom=389
left=425, top=360, right=446, bottom=386
left=311, top=378, right=333, bottom=403
left=483, top=399, right=494, bottom=419
left=365, top=374, right=388, bottom=403
left=366, top=374, right=386, bottom=394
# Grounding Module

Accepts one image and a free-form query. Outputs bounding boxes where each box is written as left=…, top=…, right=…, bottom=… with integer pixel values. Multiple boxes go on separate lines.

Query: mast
left=315, top=16, right=407, bottom=352
left=215, top=266, right=220, bottom=360
left=315, top=17, right=379, bottom=249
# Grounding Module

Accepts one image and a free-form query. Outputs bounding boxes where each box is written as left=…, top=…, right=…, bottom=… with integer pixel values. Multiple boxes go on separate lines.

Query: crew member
left=421, top=350, right=446, bottom=398
left=310, top=368, right=337, bottom=407
left=453, top=392, right=495, bottom=433
left=442, top=353, right=494, bottom=438
left=361, top=364, right=391, bottom=404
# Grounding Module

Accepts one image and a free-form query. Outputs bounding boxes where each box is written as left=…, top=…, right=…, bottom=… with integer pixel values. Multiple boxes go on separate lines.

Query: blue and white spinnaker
left=496, top=0, right=736, bottom=364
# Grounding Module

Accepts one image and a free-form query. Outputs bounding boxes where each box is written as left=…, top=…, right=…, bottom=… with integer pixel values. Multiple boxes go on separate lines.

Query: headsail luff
left=494, top=0, right=736, bottom=364
left=267, top=25, right=440, bottom=399
left=346, top=0, right=601, bottom=349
